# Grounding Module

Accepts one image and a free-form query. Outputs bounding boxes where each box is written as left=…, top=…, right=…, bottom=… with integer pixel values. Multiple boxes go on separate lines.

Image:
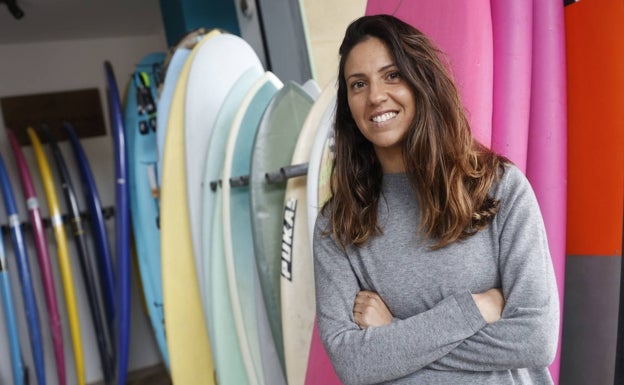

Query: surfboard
left=365, top=0, right=493, bottom=146
left=302, top=87, right=341, bottom=385
left=0, top=151, right=45, bottom=385
left=249, top=81, right=315, bottom=373
left=301, top=79, right=321, bottom=99
left=27, top=127, right=86, bottom=385
left=8, top=128, right=63, bottom=385
left=489, top=1, right=533, bottom=172
left=305, top=86, right=336, bottom=247
left=203, top=66, right=264, bottom=385
left=184, top=33, right=263, bottom=317
left=40, top=126, right=115, bottom=385
left=104, top=60, right=132, bottom=385
left=279, top=83, right=337, bottom=385
left=62, top=122, right=116, bottom=354
left=0, top=203, right=25, bottom=385
left=221, top=71, right=284, bottom=385
left=525, top=1, right=567, bottom=381
left=160, top=30, right=218, bottom=385
left=125, top=52, right=169, bottom=368
left=156, top=30, right=203, bottom=187
left=156, top=48, right=190, bottom=187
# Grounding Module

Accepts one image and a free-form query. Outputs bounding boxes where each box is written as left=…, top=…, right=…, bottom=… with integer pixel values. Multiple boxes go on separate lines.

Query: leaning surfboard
left=489, top=0, right=533, bottom=172
left=28, top=127, right=87, bottom=385
left=305, top=87, right=336, bottom=247
left=62, top=122, right=116, bottom=361
left=41, top=126, right=115, bottom=385
left=184, top=34, right=264, bottom=318
left=525, top=1, right=567, bottom=381
left=0, top=150, right=45, bottom=385
left=303, top=87, right=341, bottom=385
left=221, top=71, right=285, bottom=385
left=124, top=52, right=169, bottom=368
left=160, top=30, right=219, bottom=385
left=0, top=185, right=25, bottom=385
left=104, top=60, right=132, bottom=385
left=157, top=29, right=205, bottom=185
left=280, top=82, right=338, bottom=385
left=8, top=129, right=63, bottom=385
left=249, top=81, right=315, bottom=373
left=203, top=66, right=264, bottom=385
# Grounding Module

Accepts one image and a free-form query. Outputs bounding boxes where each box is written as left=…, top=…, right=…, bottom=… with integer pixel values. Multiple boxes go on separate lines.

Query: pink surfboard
left=365, top=0, right=493, bottom=146
left=526, top=0, right=567, bottom=382
left=490, top=0, right=533, bottom=173
left=7, top=130, right=66, bottom=385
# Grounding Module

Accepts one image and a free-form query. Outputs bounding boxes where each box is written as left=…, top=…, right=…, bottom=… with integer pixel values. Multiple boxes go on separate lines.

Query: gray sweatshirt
left=313, top=164, right=559, bottom=385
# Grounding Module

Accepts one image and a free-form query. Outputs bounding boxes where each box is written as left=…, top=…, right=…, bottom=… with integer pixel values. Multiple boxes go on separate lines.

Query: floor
left=89, top=364, right=171, bottom=385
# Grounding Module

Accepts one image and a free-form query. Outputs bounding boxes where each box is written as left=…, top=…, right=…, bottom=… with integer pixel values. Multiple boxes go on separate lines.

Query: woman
left=313, top=14, right=559, bottom=385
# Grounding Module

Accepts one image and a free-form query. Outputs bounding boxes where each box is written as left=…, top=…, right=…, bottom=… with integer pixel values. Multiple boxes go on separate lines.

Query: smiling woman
left=313, top=14, right=560, bottom=385
left=343, top=37, right=415, bottom=173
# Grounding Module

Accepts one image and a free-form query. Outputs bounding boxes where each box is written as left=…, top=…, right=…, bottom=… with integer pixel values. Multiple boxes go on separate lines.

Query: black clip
left=265, top=163, right=308, bottom=184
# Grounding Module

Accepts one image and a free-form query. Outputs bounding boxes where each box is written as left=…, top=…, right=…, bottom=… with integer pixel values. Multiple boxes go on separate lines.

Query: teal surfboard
left=249, top=81, right=315, bottom=372
left=221, top=72, right=285, bottom=385
left=202, top=66, right=264, bottom=385
left=124, top=52, right=169, bottom=368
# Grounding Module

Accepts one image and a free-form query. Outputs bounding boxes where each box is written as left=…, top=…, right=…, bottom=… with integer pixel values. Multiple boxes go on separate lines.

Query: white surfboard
left=184, top=33, right=264, bottom=310
left=281, top=83, right=336, bottom=385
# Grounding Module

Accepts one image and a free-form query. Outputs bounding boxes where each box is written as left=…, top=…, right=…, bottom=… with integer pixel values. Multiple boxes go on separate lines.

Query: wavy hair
left=325, top=14, right=507, bottom=249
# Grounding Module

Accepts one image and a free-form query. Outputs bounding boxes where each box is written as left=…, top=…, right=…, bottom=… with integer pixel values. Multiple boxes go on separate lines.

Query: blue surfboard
left=0, top=202, right=25, bottom=385
left=104, top=60, right=131, bottom=385
left=63, top=122, right=116, bottom=341
left=0, top=153, right=45, bottom=385
left=124, top=52, right=169, bottom=368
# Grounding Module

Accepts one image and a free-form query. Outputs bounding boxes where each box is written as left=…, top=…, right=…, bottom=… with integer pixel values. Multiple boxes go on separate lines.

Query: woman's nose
left=367, top=81, right=387, bottom=105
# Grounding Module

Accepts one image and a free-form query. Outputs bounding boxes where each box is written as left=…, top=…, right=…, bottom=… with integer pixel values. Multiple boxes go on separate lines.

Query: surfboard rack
left=209, top=180, right=222, bottom=191
left=265, top=163, right=308, bottom=184
left=210, top=163, right=310, bottom=190
left=0, top=206, right=115, bottom=234
left=229, top=175, right=250, bottom=187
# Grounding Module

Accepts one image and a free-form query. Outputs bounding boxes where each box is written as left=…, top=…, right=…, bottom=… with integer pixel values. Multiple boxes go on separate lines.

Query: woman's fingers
left=353, top=290, right=393, bottom=329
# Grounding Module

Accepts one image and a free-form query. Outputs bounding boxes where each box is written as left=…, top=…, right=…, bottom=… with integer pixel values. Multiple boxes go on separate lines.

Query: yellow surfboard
left=27, top=127, right=85, bottom=385
left=160, top=30, right=219, bottom=384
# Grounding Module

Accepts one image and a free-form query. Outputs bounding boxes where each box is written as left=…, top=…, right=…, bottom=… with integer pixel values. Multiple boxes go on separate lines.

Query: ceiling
left=0, top=0, right=165, bottom=45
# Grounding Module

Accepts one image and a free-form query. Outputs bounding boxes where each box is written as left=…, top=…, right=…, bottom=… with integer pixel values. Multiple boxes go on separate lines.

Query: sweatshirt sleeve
left=428, top=166, right=560, bottom=371
left=313, top=215, right=487, bottom=385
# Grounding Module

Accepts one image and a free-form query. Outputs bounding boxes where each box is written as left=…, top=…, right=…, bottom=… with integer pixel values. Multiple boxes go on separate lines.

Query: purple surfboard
left=526, top=0, right=567, bottom=382
left=490, top=0, right=533, bottom=173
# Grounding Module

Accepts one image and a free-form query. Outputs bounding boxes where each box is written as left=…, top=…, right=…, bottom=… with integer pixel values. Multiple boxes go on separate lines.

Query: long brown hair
left=325, top=14, right=506, bottom=249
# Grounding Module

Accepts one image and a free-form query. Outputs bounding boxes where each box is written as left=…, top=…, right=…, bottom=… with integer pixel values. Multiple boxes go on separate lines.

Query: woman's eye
left=388, top=71, right=401, bottom=80
left=351, top=80, right=366, bottom=90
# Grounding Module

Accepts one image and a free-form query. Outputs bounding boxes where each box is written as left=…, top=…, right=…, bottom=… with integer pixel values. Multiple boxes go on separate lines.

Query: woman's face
left=344, top=36, right=416, bottom=172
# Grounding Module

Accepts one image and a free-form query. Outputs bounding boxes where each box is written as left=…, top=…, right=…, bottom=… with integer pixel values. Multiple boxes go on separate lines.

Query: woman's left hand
left=353, top=290, right=393, bottom=329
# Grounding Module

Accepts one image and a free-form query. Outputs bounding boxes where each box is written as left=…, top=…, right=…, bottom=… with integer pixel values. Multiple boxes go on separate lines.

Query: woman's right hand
left=472, top=288, right=505, bottom=324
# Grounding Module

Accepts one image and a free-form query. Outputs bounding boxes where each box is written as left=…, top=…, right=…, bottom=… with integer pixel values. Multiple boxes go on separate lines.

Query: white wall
left=0, top=32, right=168, bottom=385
